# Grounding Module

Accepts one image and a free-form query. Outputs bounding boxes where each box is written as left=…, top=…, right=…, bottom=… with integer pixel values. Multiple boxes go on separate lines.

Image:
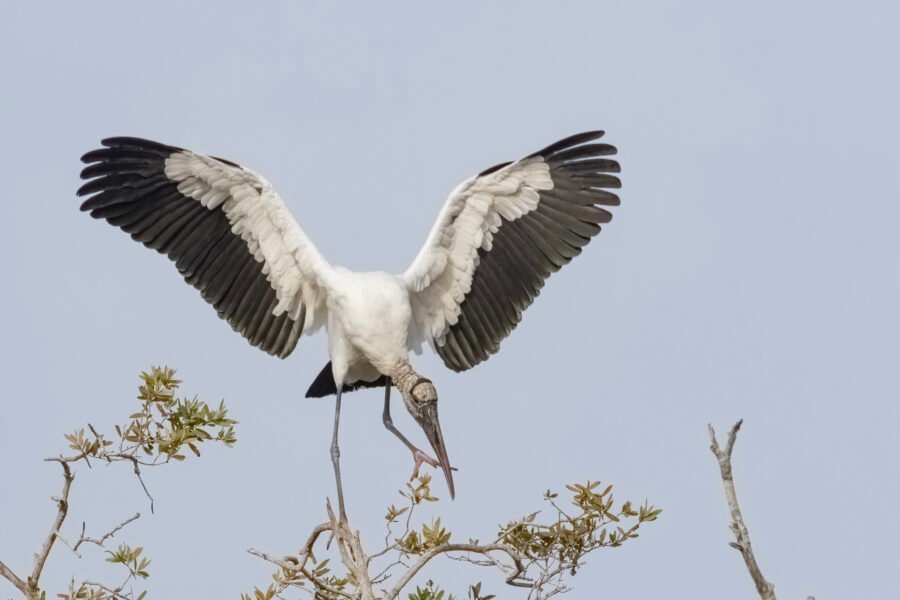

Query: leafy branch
left=245, top=475, right=660, bottom=600
left=0, top=367, right=236, bottom=600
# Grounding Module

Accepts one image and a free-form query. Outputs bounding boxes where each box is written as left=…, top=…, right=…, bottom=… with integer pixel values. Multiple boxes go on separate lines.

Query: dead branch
left=326, top=500, right=377, bottom=600
left=708, top=419, right=776, bottom=600
left=0, top=560, right=26, bottom=594
left=47, top=453, right=157, bottom=512
left=57, top=512, right=143, bottom=558
left=125, top=456, right=155, bottom=513
left=24, top=460, right=74, bottom=596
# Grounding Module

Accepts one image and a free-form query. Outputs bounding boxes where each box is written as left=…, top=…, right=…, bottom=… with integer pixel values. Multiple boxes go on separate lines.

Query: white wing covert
left=79, top=137, right=329, bottom=358
left=403, top=131, right=620, bottom=371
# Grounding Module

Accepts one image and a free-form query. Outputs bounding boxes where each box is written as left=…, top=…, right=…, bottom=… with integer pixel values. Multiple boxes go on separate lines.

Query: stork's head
left=401, top=377, right=455, bottom=499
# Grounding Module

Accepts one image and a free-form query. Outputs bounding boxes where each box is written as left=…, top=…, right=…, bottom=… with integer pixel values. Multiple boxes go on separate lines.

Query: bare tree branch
left=81, top=512, right=142, bottom=552
left=0, top=559, right=26, bottom=594
left=325, top=500, right=377, bottom=600
left=125, top=456, right=155, bottom=513
left=47, top=453, right=157, bottom=513
left=708, top=419, right=777, bottom=600
left=384, top=543, right=529, bottom=599
left=59, top=512, right=142, bottom=557
left=25, top=460, right=74, bottom=596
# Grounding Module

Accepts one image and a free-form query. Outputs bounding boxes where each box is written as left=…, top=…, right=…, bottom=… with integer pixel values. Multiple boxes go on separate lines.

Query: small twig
left=371, top=558, right=403, bottom=584
left=82, top=579, right=133, bottom=600
left=47, top=452, right=158, bottom=512
left=125, top=456, right=155, bottom=513
left=54, top=532, right=82, bottom=559
left=708, top=420, right=776, bottom=600
left=367, top=541, right=399, bottom=561
left=70, top=512, right=142, bottom=553
left=0, top=559, right=26, bottom=594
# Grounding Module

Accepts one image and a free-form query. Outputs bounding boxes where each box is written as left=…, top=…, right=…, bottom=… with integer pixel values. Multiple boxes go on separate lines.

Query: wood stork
left=77, top=131, right=621, bottom=519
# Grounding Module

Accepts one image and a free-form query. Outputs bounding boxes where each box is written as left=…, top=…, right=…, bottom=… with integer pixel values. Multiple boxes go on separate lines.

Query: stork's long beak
left=419, top=402, right=455, bottom=499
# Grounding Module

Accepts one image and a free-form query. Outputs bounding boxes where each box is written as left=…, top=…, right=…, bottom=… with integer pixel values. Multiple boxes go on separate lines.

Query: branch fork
left=709, top=420, right=777, bottom=600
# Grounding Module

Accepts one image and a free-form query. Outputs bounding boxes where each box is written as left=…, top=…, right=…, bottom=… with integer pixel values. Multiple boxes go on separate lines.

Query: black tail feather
left=305, top=361, right=390, bottom=398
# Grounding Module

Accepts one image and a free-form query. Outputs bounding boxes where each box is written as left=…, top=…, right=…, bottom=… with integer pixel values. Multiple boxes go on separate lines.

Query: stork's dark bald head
left=392, top=364, right=454, bottom=499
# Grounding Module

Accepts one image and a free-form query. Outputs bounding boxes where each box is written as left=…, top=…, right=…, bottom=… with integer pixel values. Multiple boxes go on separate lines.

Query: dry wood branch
left=81, top=579, right=133, bottom=600
left=326, top=501, right=376, bottom=600
left=384, top=543, right=529, bottom=600
left=5, top=457, right=143, bottom=598
left=125, top=456, right=155, bottom=513
left=295, top=521, right=332, bottom=573
left=57, top=512, right=143, bottom=558
left=48, top=452, right=158, bottom=512
left=708, top=420, right=777, bottom=600
left=0, top=559, right=26, bottom=594
left=25, top=460, right=74, bottom=596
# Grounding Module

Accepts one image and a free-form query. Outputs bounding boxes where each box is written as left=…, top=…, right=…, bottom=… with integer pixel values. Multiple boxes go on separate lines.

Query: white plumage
left=404, top=155, right=554, bottom=345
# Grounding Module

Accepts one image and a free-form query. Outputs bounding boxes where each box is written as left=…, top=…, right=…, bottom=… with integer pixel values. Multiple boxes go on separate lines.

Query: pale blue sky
left=2, top=2, right=898, bottom=598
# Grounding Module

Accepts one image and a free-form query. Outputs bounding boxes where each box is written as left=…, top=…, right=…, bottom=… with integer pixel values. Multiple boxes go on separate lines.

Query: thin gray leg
left=382, top=383, right=444, bottom=480
left=382, top=383, right=419, bottom=454
left=331, top=387, right=346, bottom=520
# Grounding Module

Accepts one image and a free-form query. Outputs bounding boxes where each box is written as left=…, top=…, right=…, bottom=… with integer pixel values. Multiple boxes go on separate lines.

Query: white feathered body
left=322, top=268, right=413, bottom=386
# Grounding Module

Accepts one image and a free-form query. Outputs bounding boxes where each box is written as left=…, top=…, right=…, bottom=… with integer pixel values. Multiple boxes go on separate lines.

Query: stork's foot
left=324, top=498, right=354, bottom=549
left=326, top=511, right=355, bottom=549
left=410, top=447, right=457, bottom=481
left=336, top=515, right=353, bottom=541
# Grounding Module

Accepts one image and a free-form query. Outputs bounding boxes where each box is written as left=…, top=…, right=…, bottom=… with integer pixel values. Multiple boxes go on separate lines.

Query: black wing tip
left=601, top=193, right=621, bottom=206
left=532, top=131, right=608, bottom=158
left=80, top=137, right=181, bottom=164
left=576, top=129, right=605, bottom=141
left=78, top=136, right=181, bottom=200
left=100, top=136, right=181, bottom=152
left=78, top=200, right=100, bottom=213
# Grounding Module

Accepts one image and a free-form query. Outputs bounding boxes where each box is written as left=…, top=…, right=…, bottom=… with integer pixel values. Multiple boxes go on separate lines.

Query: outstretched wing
left=403, top=131, right=620, bottom=371
left=78, top=137, right=330, bottom=358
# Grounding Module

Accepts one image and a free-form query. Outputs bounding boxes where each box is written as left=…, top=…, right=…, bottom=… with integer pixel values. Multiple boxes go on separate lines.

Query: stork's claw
left=326, top=513, right=354, bottom=549
left=410, top=448, right=458, bottom=481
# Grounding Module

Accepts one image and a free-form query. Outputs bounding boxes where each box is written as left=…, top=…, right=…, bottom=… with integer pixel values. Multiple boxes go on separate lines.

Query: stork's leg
left=331, top=387, right=347, bottom=521
left=382, top=383, right=443, bottom=479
